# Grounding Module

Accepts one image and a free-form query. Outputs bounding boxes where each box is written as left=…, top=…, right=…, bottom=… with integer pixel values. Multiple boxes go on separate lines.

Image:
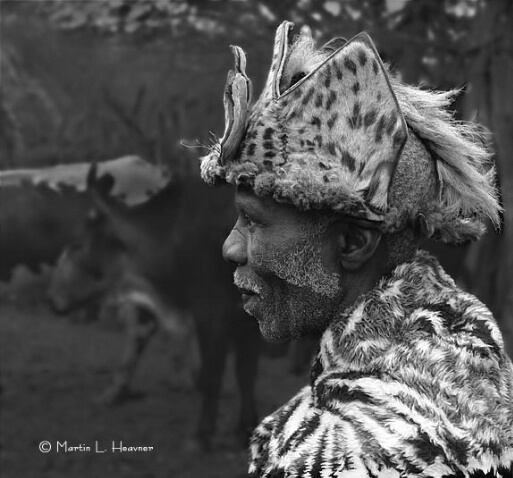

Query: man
left=201, top=22, right=513, bottom=477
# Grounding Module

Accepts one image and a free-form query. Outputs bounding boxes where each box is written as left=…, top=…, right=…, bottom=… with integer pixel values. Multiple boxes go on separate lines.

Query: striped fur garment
left=249, top=251, right=513, bottom=477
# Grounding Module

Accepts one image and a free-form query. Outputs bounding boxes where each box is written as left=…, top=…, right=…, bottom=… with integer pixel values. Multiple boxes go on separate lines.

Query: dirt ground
left=0, top=297, right=309, bottom=478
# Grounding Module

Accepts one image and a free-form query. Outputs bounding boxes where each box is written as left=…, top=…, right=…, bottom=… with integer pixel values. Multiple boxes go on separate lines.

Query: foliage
left=18, top=0, right=489, bottom=83
left=26, top=0, right=239, bottom=36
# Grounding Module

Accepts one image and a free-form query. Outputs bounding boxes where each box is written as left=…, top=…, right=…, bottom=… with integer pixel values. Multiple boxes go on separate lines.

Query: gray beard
left=233, top=223, right=342, bottom=341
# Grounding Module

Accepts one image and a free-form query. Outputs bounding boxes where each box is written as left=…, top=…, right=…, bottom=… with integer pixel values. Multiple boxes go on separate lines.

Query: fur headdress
left=201, top=22, right=501, bottom=243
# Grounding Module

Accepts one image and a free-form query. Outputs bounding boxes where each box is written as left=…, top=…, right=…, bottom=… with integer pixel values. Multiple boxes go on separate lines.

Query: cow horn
left=87, top=161, right=115, bottom=197
left=86, top=161, right=117, bottom=215
left=86, top=161, right=99, bottom=191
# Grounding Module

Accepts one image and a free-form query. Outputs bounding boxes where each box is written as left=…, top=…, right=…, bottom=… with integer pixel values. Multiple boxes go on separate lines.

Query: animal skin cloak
left=249, top=251, right=513, bottom=478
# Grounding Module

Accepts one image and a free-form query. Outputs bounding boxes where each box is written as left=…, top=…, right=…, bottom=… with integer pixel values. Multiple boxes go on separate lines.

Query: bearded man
left=200, top=22, right=513, bottom=477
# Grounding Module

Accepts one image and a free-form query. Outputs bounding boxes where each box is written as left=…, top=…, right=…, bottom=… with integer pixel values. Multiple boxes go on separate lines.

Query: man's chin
left=241, top=301, right=286, bottom=342
left=259, top=329, right=290, bottom=343
left=241, top=294, right=259, bottom=318
left=255, top=314, right=291, bottom=343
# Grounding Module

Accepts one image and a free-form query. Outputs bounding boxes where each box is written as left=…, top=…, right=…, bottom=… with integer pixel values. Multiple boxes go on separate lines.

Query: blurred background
left=1, top=1, right=512, bottom=477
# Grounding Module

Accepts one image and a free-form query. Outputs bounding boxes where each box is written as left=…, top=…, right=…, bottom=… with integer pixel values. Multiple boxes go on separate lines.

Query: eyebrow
left=234, top=193, right=269, bottom=219
left=235, top=198, right=258, bottom=216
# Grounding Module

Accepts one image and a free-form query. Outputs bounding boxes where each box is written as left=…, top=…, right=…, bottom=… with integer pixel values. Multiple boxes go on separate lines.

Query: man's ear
left=328, top=220, right=382, bottom=271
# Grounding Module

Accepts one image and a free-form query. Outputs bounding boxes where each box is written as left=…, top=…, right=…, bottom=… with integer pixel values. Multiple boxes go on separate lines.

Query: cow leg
left=193, top=322, right=229, bottom=451
left=98, top=305, right=157, bottom=405
left=167, top=320, right=200, bottom=391
left=232, top=313, right=260, bottom=447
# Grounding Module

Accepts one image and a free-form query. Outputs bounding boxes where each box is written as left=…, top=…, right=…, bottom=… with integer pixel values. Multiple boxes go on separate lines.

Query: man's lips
left=237, top=286, right=256, bottom=296
left=237, top=287, right=260, bottom=307
left=233, top=269, right=263, bottom=301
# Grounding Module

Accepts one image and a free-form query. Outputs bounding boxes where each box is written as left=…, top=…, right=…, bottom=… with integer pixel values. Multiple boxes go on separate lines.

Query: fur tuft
left=279, top=27, right=327, bottom=93
left=390, top=79, right=502, bottom=231
left=200, top=144, right=223, bottom=185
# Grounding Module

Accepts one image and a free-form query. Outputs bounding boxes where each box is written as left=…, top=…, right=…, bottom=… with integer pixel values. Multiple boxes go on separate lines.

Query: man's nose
left=222, top=227, right=247, bottom=265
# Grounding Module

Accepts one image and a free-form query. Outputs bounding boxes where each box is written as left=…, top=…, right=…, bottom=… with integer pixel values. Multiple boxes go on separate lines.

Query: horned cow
left=0, top=156, right=169, bottom=282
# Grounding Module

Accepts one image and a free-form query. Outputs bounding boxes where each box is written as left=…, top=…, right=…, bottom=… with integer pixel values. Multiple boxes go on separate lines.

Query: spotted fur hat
left=201, top=22, right=501, bottom=243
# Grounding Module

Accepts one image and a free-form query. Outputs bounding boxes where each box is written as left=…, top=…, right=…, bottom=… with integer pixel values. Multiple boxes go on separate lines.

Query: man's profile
left=201, top=21, right=513, bottom=477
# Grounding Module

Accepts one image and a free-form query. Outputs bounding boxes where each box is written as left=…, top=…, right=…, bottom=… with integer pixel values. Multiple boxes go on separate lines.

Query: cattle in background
left=48, top=166, right=261, bottom=450
left=51, top=237, right=200, bottom=399
left=0, top=156, right=169, bottom=282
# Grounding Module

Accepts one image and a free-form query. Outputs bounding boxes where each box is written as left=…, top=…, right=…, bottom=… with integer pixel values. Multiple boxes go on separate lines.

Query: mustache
left=233, top=269, right=264, bottom=296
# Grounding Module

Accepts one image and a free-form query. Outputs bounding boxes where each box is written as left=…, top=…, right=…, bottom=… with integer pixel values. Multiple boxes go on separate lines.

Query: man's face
left=222, top=188, right=343, bottom=342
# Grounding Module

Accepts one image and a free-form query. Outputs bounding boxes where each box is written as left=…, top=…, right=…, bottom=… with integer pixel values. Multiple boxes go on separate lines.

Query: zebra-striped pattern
left=249, top=251, right=513, bottom=477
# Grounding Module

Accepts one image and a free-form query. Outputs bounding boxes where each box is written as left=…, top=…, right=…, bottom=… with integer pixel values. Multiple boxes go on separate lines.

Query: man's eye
left=242, top=213, right=257, bottom=230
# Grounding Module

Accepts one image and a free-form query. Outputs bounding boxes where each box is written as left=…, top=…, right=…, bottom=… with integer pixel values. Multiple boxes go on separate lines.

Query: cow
left=51, top=234, right=200, bottom=399
left=0, top=156, right=169, bottom=283
left=48, top=165, right=261, bottom=451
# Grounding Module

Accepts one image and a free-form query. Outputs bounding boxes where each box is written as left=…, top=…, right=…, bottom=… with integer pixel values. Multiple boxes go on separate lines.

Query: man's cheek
left=250, top=248, right=281, bottom=278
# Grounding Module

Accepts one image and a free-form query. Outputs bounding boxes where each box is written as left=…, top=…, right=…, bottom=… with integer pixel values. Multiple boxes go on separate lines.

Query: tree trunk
left=463, top=0, right=513, bottom=357
left=491, top=3, right=513, bottom=358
